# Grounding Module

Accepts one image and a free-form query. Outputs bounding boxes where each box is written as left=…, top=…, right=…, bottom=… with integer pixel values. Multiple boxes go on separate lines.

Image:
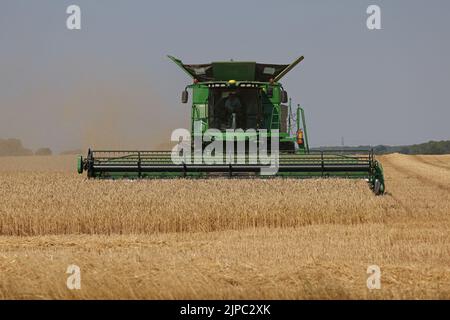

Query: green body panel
left=212, top=62, right=256, bottom=81
left=191, top=85, right=209, bottom=132
left=77, top=156, right=83, bottom=174
left=192, top=86, right=209, bottom=104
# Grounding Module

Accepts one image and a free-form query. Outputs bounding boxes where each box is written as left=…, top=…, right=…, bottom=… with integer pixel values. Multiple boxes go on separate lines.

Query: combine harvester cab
left=77, top=55, right=385, bottom=195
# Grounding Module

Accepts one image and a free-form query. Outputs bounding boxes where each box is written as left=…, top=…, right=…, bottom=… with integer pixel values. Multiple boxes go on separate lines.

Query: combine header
left=77, top=55, right=385, bottom=195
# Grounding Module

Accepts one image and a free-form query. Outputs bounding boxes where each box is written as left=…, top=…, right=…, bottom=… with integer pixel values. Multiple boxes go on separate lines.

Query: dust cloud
left=68, top=74, right=185, bottom=151
left=0, top=72, right=186, bottom=153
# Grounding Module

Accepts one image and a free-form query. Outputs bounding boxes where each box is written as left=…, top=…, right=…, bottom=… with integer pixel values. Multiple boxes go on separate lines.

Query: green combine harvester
left=77, top=55, right=385, bottom=195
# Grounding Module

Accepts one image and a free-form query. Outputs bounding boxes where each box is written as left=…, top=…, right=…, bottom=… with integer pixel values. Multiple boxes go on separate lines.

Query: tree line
left=314, top=140, right=450, bottom=155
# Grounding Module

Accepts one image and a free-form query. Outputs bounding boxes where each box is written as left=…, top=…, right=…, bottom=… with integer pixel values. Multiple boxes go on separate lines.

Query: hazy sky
left=1, top=0, right=449, bottom=151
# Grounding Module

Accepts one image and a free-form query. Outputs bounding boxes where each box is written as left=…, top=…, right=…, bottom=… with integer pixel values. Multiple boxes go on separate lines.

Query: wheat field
left=0, top=153, right=449, bottom=299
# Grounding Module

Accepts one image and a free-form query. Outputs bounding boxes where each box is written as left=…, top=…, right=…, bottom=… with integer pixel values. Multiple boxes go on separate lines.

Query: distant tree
left=0, top=138, right=33, bottom=156
left=35, top=148, right=53, bottom=156
left=399, top=147, right=410, bottom=154
left=374, top=145, right=388, bottom=154
left=395, top=140, right=450, bottom=155
left=311, top=139, right=450, bottom=155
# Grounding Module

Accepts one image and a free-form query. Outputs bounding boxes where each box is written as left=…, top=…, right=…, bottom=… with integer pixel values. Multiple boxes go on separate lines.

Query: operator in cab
left=224, top=91, right=243, bottom=129
left=225, top=91, right=242, bottom=114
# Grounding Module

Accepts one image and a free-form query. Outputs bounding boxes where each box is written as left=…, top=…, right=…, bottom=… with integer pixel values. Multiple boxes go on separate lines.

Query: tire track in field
left=378, top=157, right=415, bottom=215
left=382, top=156, right=450, bottom=193
left=412, top=155, right=450, bottom=171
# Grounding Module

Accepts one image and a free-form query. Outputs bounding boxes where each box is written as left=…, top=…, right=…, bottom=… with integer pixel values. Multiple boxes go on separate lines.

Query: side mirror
left=281, top=90, right=288, bottom=103
left=181, top=90, right=188, bottom=103
left=266, top=86, right=273, bottom=98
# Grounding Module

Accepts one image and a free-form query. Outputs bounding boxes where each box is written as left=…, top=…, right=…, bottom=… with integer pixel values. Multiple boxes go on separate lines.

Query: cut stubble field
left=0, top=154, right=449, bottom=299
